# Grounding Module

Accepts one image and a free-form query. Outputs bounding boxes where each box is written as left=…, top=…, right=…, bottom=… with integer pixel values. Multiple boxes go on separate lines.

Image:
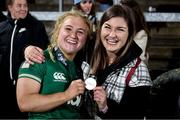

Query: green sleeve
left=18, top=61, right=46, bottom=83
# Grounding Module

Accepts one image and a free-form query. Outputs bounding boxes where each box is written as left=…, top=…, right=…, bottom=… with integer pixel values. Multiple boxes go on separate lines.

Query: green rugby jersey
left=18, top=49, right=82, bottom=119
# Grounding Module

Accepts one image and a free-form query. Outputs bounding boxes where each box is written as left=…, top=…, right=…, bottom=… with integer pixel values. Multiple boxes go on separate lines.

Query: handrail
left=3, top=11, right=180, bottom=22
left=30, top=12, right=180, bottom=22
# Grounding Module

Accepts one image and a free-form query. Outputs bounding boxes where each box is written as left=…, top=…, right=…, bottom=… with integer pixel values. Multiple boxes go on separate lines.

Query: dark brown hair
left=90, top=5, right=136, bottom=74
left=121, top=0, right=148, bottom=34
left=121, top=0, right=150, bottom=57
left=73, top=2, right=96, bottom=17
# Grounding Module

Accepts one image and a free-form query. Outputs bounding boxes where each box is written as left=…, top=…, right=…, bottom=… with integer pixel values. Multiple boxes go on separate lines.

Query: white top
left=134, top=30, right=149, bottom=64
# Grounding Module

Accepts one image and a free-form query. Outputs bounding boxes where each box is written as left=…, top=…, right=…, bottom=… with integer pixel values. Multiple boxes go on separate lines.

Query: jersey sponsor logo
left=53, top=72, right=67, bottom=82
left=67, top=95, right=81, bottom=107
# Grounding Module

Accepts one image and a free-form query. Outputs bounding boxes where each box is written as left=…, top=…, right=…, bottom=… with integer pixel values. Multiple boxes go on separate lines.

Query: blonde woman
left=16, top=10, right=92, bottom=119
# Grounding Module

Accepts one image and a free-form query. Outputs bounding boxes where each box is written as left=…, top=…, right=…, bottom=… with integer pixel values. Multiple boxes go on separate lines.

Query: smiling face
left=101, top=17, right=129, bottom=55
left=80, top=0, right=93, bottom=15
left=8, top=0, right=28, bottom=19
left=57, top=16, right=89, bottom=60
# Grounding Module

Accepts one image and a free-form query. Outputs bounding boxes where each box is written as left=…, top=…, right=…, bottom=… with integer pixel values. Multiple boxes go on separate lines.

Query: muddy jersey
left=18, top=49, right=82, bottom=119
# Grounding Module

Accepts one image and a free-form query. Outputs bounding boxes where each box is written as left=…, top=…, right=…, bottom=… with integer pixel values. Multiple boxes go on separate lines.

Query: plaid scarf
left=82, top=58, right=152, bottom=104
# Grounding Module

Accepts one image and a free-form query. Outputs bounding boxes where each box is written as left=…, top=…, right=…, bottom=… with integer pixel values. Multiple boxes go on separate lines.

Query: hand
left=24, top=45, right=45, bottom=64
left=64, top=79, right=85, bottom=100
left=93, top=86, right=107, bottom=111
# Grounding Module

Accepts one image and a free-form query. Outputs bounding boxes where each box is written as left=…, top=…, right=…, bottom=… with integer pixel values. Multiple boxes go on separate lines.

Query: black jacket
left=147, top=68, right=180, bottom=119
left=0, top=13, right=49, bottom=85
left=96, top=42, right=151, bottom=119
left=0, top=11, right=6, bottom=22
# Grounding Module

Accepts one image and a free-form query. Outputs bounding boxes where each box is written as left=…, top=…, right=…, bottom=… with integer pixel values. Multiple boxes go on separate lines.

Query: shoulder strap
left=126, top=58, right=141, bottom=85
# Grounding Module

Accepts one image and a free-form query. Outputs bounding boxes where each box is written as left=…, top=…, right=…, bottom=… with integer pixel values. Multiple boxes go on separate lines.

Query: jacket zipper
left=10, top=20, right=17, bottom=85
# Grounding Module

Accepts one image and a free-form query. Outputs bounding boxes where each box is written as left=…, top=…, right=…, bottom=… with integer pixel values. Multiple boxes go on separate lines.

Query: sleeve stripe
left=18, top=74, right=42, bottom=83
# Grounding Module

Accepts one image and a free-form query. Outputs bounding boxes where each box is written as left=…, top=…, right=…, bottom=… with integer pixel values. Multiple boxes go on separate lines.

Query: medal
left=85, top=77, right=97, bottom=90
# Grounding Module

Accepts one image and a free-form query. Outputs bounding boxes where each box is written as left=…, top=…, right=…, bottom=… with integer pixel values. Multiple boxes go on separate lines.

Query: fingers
left=65, top=80, right=85, bottom=100
left=24, top=46, right=34, bottom=65
left=67, top=80, right=85, bottom=98
left=25, top=56, right=34, bottom=65
left=24, top=46, right=44, bottom=64
left=93, top=86, right=107, bottom=110
left=35, top=46, right=43, bottom=54
left=31, top=46, right=45, bottom=62
left=93, top=86, right=106, bottom=102
left=74, top=80, right=85, bottom=94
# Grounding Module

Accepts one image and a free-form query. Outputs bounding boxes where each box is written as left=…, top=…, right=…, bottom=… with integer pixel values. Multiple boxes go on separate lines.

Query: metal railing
left=29, top=11, right=180, bottom=22
left=3, top=11, right=180, bottom=22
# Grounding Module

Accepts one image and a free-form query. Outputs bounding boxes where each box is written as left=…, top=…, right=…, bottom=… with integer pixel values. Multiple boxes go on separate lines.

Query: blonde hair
left=48, top=10, right=92, bottom=61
